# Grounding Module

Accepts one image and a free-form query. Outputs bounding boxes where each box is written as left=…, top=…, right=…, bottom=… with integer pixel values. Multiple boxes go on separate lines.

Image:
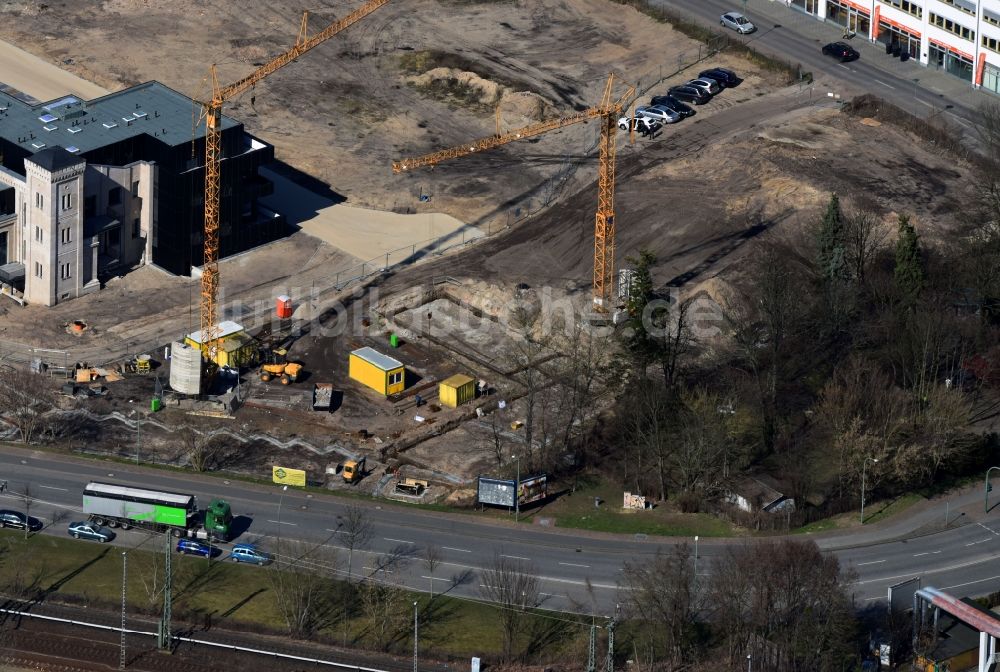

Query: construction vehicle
left=194, top=0, right=391, bottom=366
left=342, top=457, right=366, bottom=484
left=259, top=348, right=303, bottom=385
left=393, top=74, right=634, bottom=312
left=82, top=482, right=232, bottom=541
left=395, top=476, right=428, bottom=496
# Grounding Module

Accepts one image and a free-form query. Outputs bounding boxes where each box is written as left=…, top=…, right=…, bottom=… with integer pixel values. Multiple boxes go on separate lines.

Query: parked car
left=0, top=510, right=41, bottom=531
left=176, top=539, right=215, bottom=558
left=229, top=543, right=271, bottom=566
left=822, top=41, right=860, bottom=62
left=635, top=105, right=682, bottom=125
left=686, top=77, right=721, bottom=95
left=699, top=67, right=741, bottom=87
left=649, top=95, right=695, bottom=117
left=667, top=85, right=711, bottom=105
left=68, top=521, right=114, bottom=543
left=720, top=12, right=756, bottom=34
left=617, top=115, right=662, bottom=133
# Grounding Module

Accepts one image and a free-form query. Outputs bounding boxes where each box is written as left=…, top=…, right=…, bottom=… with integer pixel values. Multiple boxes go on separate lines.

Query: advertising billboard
left=518, top=474, right=547, bottom=505
left=272, top=466, right=307, bottom=487
left=477, top=477, right=516, bottom=507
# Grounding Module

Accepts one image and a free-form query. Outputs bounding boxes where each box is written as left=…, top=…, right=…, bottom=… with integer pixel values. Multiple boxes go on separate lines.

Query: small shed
left=349, top=347, right=405, bottom=396
left=439, top=374, right=475, bottom=408
left=184, top=320, right=255, bottom=368
left=726, top=475, right=795, bottom=514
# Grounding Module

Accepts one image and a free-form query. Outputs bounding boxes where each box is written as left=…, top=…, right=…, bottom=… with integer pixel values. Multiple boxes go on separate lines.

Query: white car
left=720, top=12, right=756, bottom=34
left=635, top=105, right=682, bottom=125
left=687, top=78, right=721, bottom=96
left=617, top=115, right=662, bottom=133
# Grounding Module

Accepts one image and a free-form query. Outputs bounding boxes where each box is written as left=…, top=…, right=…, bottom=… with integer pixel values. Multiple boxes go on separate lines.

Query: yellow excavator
left=259, top=348, right=303, bottom=385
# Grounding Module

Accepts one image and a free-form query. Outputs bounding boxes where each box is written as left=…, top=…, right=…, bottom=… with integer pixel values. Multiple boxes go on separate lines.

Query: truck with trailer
left=82, top=482, right=233, bottom=541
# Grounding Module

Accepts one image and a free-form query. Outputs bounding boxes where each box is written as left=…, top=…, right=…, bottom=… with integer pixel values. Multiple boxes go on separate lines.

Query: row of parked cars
left=617, top=67, right=741, bottom=134
left=63, top=520, right=274, bottom=564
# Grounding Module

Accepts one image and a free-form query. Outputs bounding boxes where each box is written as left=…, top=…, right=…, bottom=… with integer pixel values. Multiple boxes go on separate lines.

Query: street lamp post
left=694, top=535, right=699, bottom=579
left=511, top=453, right=520, bottom=523
left=860, top=457, right=879, bottom=524
left=986, top=467, right=1000, bottom=513
left=276, top=485, right=288, bottom=547
left=746, top=653, right=751, bottom=672
left=413, top=601, right=419, bottom=672
left=129, top=410, right=141, bottom=465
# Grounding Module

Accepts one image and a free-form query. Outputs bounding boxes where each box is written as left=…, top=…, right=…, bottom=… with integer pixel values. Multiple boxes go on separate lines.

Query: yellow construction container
left=184, top=320, right=255, bottom=368
left=349, top=347, right=405, bottom=396
left=439, top=374, right=475, bottom=408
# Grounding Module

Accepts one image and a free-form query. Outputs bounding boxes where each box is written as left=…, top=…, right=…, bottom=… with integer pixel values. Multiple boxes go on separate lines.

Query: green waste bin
left=150, top=398, right=162, bottom=412
left=389, top=333, right=399, bottom=348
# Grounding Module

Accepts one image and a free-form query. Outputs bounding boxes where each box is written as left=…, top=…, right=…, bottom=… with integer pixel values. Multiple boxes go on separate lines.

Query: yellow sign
left=272, top=466, right=306, bottom=487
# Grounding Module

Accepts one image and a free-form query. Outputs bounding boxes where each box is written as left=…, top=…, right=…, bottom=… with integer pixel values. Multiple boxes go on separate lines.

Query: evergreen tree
left=894, top=214, right=924, bottom=307
left=624, top=250, right=669, bottom=376
left=817, top=193, right=848, bottom=281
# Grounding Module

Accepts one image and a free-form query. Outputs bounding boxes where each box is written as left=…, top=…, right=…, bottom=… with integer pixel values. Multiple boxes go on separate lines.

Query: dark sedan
left=822, top=42, right=860, bottom=62
left=0, top=510, right=41, bottom=531
left=649, top=95, right=695, bottom=117
left=667, top=85, right=711, bottom=105
left=699, top=67, right=741, bottom=87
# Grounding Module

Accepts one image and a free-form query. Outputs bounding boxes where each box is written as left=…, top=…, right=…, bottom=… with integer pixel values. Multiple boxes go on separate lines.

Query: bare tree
left=340, top=505, right=374, bottom=583
left=267, top=540, right=335, bottom=639
left=620, top=544, right=702, bottom=667
left=479, top=551, right=541, bottom=661
left=843, top=208, right=888, bottom=285
left=708, top=539, right=856, bottom=672
left=422, top=544, right=442, bottom=600
left=339, top=504, right=373, bottom=646
left=359, top=569, right=408, bottom=650
left=0, top=367, right=53, bottom=444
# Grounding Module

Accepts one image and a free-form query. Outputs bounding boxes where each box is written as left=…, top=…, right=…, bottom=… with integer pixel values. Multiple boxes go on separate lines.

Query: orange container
left=276, top=295, right=292, bottom=319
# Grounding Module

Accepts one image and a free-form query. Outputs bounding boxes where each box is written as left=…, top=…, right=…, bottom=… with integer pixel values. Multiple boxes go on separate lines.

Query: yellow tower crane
left=392, top=74, right=634, bottom=311
left=196, top=0, right=391, bottom=360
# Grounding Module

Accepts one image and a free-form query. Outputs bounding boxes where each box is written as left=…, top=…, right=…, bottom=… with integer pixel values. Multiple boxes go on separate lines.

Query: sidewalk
left=814, top=479, right=995, bottom=551
left=744, top=0, right=992, bottom=114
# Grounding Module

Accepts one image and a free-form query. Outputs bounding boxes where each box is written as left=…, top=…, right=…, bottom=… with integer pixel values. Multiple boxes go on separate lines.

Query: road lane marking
left=326, top=528, right=346, bottom=533
left=965, top=538, right=991, bottom=546
left=873, top=78, right=895, bottom=90
left=266, top=520, right=297, bottom=526
left=38, top=485, right=68, bottom=491
left=913, top=552, right=929, bottom=557
left=559, top=562, right=591, bottom=568
left=501, top=554, right=529, bottom=561
left=384, top=537, right=413, bottom=544
left=857, top=560, right=886, bottom=566
left=854, top=553, right=1000, bottom=586
left=918, top=99, right=934, bottom=108
left=978, top=522, right=999, bottom=536
left=420, top=576, right=449, bottom=582
left=942, top=575, right=1000, bottom=591
left=443, top=546, right=471, bottom=553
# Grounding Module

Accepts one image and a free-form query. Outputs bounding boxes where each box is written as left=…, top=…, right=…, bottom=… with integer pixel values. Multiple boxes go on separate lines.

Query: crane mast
left=392, top=74, right=634, bottom=310
left=198, top=0, right=391, bottom=359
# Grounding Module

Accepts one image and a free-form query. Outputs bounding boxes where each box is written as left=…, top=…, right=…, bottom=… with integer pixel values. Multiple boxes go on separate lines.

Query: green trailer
left=82, top=482, right=232, bottom=540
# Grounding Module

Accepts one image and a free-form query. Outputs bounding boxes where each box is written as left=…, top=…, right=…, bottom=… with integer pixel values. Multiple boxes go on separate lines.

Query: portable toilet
left=439, top=374, right=475, bottom=408
left=349, top=347, right=405, bottom=396
left=276, top=295, right=293, bottom=319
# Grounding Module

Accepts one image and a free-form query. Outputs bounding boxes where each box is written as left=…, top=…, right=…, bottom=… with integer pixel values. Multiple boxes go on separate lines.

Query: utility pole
left=605, top=615, right=617, bottom=672
left=413, top=601, right=419, bottom=672
left=986, top=466, right=1000, bottom=513
left=586, top=621, right=596, bottom=672
left=120, top=551, right=127, bottom=670
left=512, top=453, right=520, bottom=522
left=860, top=457, right=878, bottom=524
left=158, top=532, right=172, bottom=651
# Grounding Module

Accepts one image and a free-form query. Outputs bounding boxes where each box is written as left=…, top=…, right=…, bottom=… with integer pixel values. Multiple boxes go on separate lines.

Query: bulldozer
left=259, top=348, right=303, bottom=385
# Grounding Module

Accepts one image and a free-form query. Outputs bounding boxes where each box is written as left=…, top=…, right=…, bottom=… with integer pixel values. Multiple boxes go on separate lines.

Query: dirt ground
left=0, top=1, right=982, bottom=501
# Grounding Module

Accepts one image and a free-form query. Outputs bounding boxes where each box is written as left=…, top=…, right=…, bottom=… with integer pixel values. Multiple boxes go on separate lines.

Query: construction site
left=0, top=0, right=981, bottom=507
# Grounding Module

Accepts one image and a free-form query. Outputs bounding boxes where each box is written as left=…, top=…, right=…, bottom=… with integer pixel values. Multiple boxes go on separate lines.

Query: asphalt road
left=3, top=448, right=1000, bottom=616
left=654, top=0, right=981, bottom=136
